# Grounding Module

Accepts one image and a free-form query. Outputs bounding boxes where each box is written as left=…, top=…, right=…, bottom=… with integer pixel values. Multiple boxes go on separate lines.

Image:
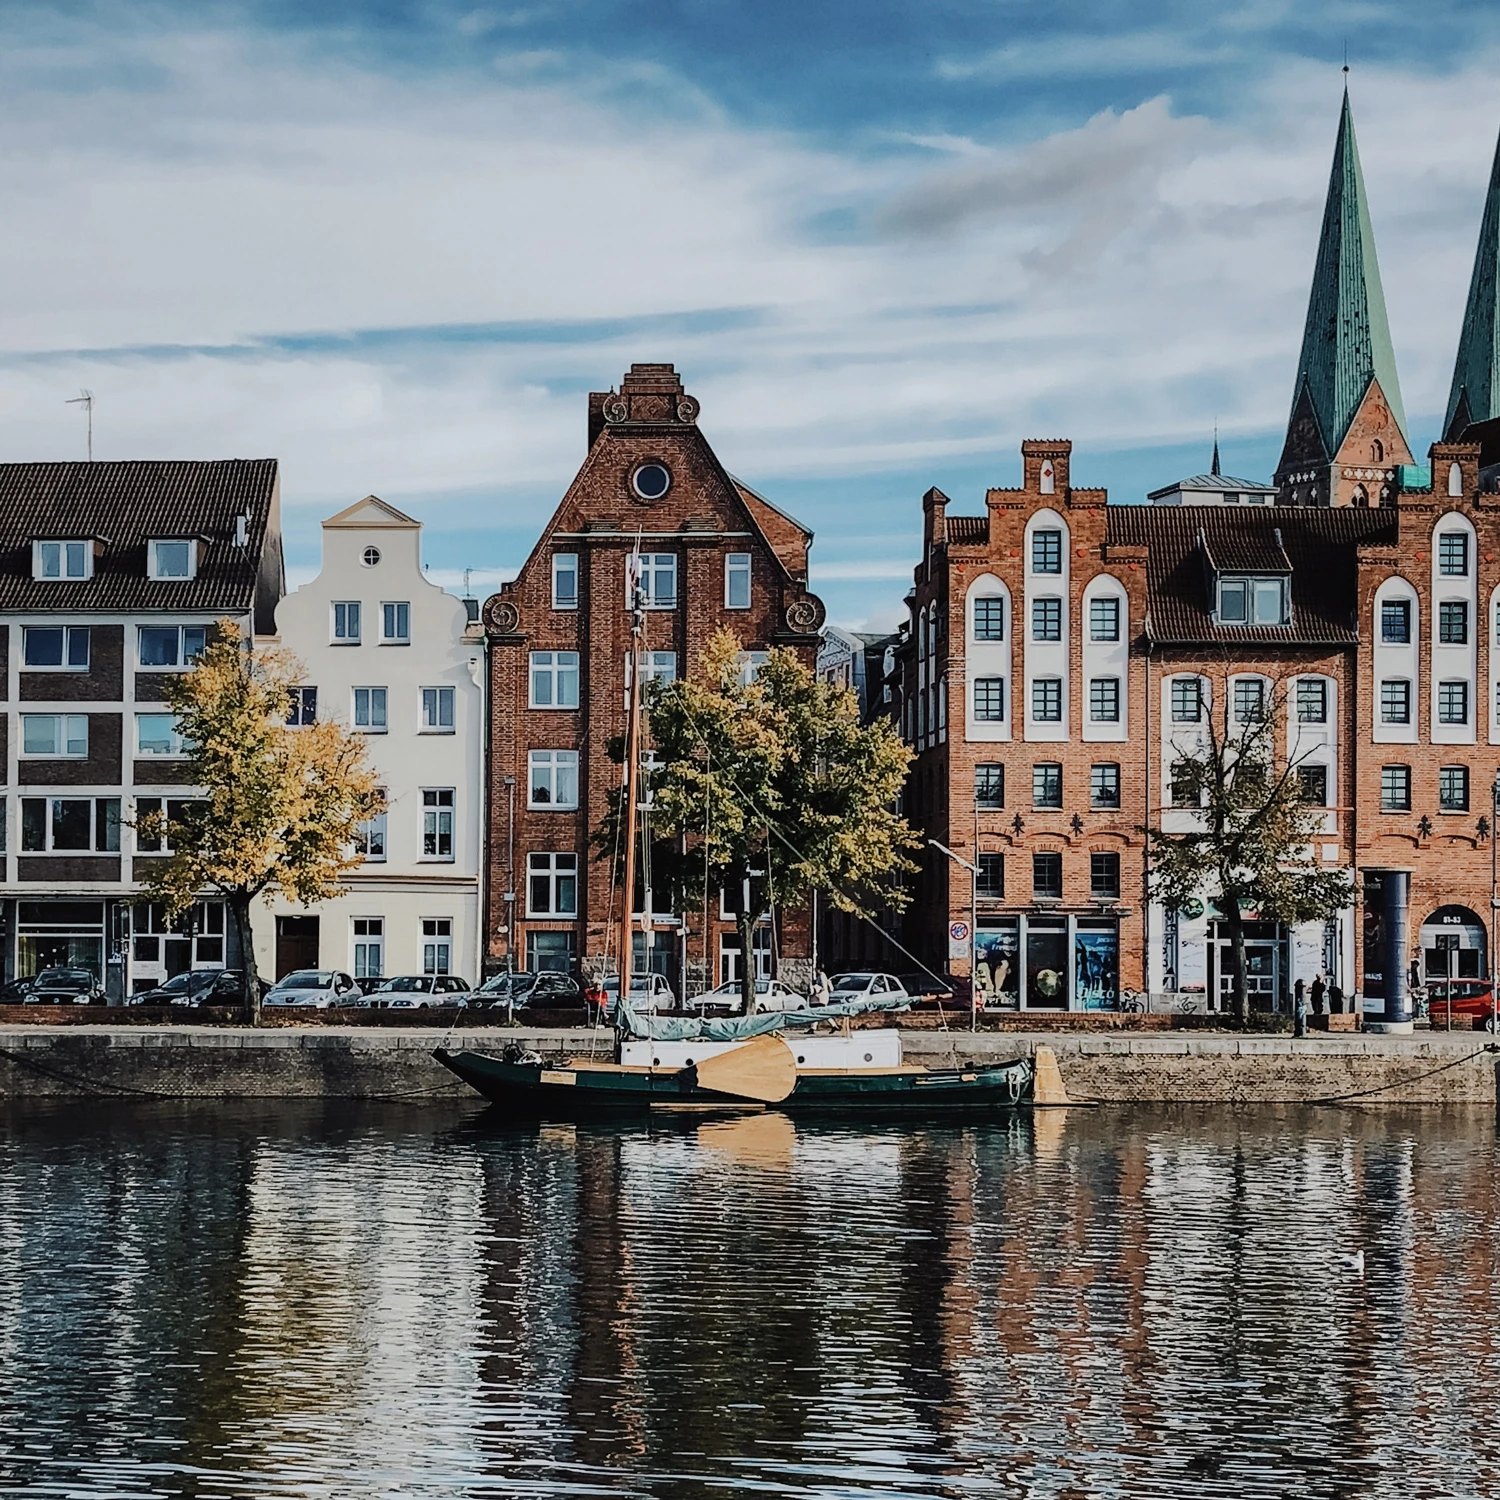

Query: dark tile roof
left=0, top=460, right=280, bottom=613
left=1107, top=505, right=1396, bottom=644
left=946, top=515, right=990, bottom=545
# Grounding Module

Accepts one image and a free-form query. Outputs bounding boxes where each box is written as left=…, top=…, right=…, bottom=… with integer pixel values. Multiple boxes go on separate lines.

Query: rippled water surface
left=2, top=1100, right=1499, bottom=1498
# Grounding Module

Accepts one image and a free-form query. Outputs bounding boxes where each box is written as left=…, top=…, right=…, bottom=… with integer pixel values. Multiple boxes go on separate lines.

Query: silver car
left=828, top=972, right=910, bottom=1008
left=693, top=978, right=808, bottom=1014
left=263, top=970, right=361, bottom=1009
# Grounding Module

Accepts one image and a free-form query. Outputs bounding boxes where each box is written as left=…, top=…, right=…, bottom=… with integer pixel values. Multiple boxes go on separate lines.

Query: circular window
left=361, top=546, right=381, bottom=567
left=631, top=462, right=671, bottom=501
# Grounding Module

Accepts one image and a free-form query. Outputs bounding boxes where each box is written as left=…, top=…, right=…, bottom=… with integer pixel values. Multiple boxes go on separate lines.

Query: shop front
left=975, top=913, right=1120, bottom=1011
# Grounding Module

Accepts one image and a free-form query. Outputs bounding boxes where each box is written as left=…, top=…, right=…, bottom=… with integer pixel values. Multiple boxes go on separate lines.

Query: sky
left=2, top=2, right=1500, bottom=631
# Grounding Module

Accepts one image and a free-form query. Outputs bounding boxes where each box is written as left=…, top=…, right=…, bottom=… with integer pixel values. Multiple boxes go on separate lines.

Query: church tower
left=1275, top=89, right=1412, bottom=506
left=1445, top=123, right=1500, bottom=443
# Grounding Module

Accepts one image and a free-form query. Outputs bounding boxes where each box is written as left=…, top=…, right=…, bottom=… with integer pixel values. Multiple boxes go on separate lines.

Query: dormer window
left=1218, top=576, right=1288, bottom=626
left=34, top=540, right=90, bottom=581
left=150, top=540, right=195, bottom=580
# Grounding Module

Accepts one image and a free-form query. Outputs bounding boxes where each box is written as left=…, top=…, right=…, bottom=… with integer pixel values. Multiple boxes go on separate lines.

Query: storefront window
left=17, top=901, right=106, bottom=979
left=974, top=920, right=1019, bottom=1008
left=1075, top=921, right=1119, bottom=1010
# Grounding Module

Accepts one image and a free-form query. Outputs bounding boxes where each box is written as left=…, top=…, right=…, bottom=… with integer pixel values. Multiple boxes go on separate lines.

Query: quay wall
left=0, top=1027, right=1495, bottom=1104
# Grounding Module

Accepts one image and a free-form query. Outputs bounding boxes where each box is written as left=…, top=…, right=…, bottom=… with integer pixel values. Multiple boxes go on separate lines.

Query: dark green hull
left=434, top=1047, right=1034, bottom=1118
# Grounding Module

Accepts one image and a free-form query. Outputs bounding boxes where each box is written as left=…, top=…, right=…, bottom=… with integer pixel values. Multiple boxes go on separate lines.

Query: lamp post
left=1491, top=772, right=1500, bottom=1036
left=929, top=838, right=979, bottom=1031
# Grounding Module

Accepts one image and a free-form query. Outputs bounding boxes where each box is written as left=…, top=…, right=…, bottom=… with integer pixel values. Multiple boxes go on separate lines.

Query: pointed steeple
left=1445, top=122, right=1500, bottom=440
left=1282, top=90, right=1408, bottom=466
left=1211, top=426, right=1221, bottom=476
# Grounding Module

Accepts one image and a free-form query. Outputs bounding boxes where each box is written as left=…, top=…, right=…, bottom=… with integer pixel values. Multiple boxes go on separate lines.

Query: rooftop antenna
left=463, top=566, right=473, bottom=596
left=65, top=389, right=94, bottom=461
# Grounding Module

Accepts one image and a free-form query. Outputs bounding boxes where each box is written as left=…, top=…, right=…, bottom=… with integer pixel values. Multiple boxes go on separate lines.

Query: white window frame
left=19, top=796, right=120, bottom=853
left=138, top=624, right=208, bottom=670
left=725, top=553, right=752, bottom=610
left=420, top=686, right=455, bottom=733
left=529, top=651, right=580, bottom=709
left=134, top=712, right=189, bottom=758
left=134, top=796, right=200, bottom=854
left=552, top=553, right=579, bottom=610
left=353, top=686, right=388, bottom=733
left=287, top=687, right=318, bottom=726
left=629, top=553, right=678, bottom=610
left=352, top=917, right=385, bottom=979
left=527, top=852, right=578, bottom=916
left=332, top=601, right=362, bottom=645
left=738, top=651, right=769, bottom=687
left=421, top=788, right=455, bottom=862
left=356, top=791, right=387, bottom=862
left=149, top=539, right=196, bottom=581
left=22, top=626, right=90, bottom=672
left=422, top=918, right=454, bottom=976
left=528, top=749, right=579, bottom=810
left=21, top=713, right=89, bottom=759
left=380, top=601, right=411, bottom=644
left=33, top=540, right=91, bottom=581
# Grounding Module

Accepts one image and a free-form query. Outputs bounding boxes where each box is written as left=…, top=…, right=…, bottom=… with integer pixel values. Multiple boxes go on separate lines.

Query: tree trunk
left=737, top=907, right=759, bottom=1016
left=1225, top=900, right=1249, bottom=1026
left=230, top=893, right=261, bottom=1026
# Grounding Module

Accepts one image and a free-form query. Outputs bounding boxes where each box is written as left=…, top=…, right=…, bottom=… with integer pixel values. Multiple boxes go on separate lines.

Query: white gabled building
left=252, top=496, right=484, bottom=986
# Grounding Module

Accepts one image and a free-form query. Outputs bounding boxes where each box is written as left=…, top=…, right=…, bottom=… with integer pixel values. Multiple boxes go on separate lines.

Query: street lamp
left=929, top=838, right=979, bottom=1032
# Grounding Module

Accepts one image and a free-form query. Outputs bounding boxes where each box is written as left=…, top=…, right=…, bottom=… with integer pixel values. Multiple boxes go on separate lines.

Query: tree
left=137, top=620, right=381, bottom=1021
left=595, top=629, right=918, bottom=1015
left=1146, top=679, right=1353, bottom=1024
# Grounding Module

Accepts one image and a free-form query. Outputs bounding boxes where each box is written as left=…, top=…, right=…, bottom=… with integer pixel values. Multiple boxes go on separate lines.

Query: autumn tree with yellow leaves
left=137, top=621, right=381, bottom=1021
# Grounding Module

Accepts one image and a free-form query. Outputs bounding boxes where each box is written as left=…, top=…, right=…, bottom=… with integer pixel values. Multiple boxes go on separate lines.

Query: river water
left=1, top=1100, right=1498, bottom=1499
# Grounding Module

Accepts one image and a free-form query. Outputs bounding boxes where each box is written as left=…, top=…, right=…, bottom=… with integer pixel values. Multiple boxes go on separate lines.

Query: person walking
left=1309, top=973, right=1326, bottom=1016
left=811, top=969, right=831, bottom=1007
left=1293, top=977, right=1307, bottom=1038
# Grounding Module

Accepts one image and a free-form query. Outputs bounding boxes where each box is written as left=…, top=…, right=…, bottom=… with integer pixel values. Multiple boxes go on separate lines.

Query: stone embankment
left=0, top=1025, right=1495, bottom=1104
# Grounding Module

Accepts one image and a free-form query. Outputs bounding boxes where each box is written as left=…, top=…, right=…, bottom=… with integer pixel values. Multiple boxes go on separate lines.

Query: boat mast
left=620, top=549, right=647, bottom=1013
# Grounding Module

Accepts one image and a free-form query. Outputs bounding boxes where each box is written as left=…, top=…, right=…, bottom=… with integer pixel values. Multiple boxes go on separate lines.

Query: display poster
left=1074, top=926, right=1119, bottom=1011
left=974, top=921, right=1020, bottom=1008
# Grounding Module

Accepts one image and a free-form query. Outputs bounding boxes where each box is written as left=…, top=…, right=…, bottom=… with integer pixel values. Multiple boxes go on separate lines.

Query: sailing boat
left=435, top=546, right=1034, bottom=1118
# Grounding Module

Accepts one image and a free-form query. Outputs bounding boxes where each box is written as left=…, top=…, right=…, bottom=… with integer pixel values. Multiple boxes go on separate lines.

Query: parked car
left=129, top=970, right=249, bottom=1007
left=591, top=972, right=677, bottom=1015
left=368, top=974, right=472, bottom=1010
left=263, top=970, right=361, bottom=1009
left=26, top=967, right=105, bottom=1005
left=828, top=972, right=911, bottom=1008
left=474, top=971, right=583, bottom=1011
left=352, top=975, right=388, bottom=996
left=0, top=977, right=34, bottom=1004
left=1426, top=979, right=1499, bottom=1029
left=693, top=978, right=808, bottom=1014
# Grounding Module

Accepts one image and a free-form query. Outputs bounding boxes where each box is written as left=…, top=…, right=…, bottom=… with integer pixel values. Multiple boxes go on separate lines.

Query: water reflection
left=0, top=1100, right=1498, bottom=1497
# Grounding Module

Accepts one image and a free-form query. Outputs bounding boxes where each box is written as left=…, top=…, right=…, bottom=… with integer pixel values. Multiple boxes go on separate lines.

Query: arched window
left=1372, top=439, right=1384, bottom=462
left=1039, top=460, right=1055, bottom=495
left=1352, top=485, right=1368, bottom=507
left=1449, top=461, right=1464, bottom=497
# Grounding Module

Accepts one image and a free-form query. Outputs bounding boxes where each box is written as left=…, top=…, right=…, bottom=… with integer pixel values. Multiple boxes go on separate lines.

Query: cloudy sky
left=2, top=1, right=1499, bottom=629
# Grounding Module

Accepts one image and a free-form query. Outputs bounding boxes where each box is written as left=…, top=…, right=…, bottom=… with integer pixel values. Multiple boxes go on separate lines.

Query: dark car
left=26, top=967, right=104, bottom=1005
left=475, top=971, right=583, bottom=1012
left=1426, top=979, right=1498, bottom=1029
left=129, top=970, right=249, bottom=1007
left=0, top=977, right=34, bottom=1004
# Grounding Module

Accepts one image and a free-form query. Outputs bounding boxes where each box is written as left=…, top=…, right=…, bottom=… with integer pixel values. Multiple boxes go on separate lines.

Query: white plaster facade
left=251, top=497, right=484, bottom=984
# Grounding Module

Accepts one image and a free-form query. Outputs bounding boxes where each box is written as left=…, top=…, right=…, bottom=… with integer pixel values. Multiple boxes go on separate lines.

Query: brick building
left=481, top=364, right=826, bottom=995
left=889, top=94, right=1500, bottom=1023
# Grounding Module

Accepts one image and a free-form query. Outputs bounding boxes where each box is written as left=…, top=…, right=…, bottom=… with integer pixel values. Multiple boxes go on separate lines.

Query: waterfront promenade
left=0, top=1024, right=1495, bottom=1103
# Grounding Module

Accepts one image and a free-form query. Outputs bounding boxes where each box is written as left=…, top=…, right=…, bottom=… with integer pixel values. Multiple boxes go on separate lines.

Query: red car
left=1425, top=979, right=1499, bottom=1030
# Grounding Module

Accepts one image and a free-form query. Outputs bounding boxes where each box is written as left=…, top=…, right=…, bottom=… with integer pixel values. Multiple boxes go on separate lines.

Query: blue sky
left=2, top=1, right=1500, bottom=628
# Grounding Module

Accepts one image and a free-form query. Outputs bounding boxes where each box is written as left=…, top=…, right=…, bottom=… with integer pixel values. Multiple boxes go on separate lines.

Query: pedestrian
left=1294, top=977, right=1307, bottom=1037
left=812, top=969, right=831, bottom=1007
left=1309, top=973, right=1326, bottom=1016
left=1328, top=982, right=1344, bottom=1014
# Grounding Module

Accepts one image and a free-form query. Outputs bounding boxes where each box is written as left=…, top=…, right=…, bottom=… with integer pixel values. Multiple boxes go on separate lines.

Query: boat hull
left=434, top=1047, right=1034, bottom=1118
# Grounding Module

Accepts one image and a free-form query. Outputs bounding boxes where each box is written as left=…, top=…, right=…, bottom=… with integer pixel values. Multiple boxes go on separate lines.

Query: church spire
left=1445, top=121, right=1500, bottom=440
left=1211, top=425, right=1221, bottom=476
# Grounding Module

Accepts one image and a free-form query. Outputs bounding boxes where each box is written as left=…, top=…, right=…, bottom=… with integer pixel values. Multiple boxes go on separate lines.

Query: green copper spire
left=1287, top=90, right=1408, bottom=457
left=1445, top=122, right=1500, bottom=439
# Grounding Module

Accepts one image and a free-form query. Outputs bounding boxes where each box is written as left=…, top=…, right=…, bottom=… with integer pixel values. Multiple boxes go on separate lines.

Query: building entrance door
left=1208, top=921, right=1283, bottom=1012
left=1420, top=905, right=1486, bottom=982
left=275, top=916, right=320, bottom=979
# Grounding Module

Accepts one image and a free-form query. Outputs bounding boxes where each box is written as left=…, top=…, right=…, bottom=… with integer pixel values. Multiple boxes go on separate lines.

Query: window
left=1380, top=680, right=1410, bottom=724
left=34, top=540, right=90, bottom=580
left=632, top=463, right=671, bottom=500
left=973, top=597, right=1005, bottom=640
left=630, top=553, right=678, bottom=609
left=1440, top=601, right=1469, bottom=645
left=134, top=797, right=198, bottom=854
left=422, top=918, right=453, bottom=976
left=1032, top=852, right=1063, bottom=900
left=725, top=553, right=752, bottom=610
left=355, top=793, right=387, bottom=862
left=1439, top=680, right=1469, bottom=725
left=1381, top=599, right=1411, bottom=643
left=1381, top=765, right=1411, bottom=812
left=380, top=602, right=411, bottom=644
left=362, top=546, right=381, bottom=568
left=737, top=652, right=769, bottom=687
left=1031, top=530, right=1062, bottom=574
left=627, top=651, right=678, bottom=700
left=332, top=602, right=361, bottom=644
left=353, top=918, right=384, bottom=980
left=529, top=750, right=579, bottom=809
left=149, top=540, right=194, bottom=580
left=135, top=713, right=188, bottom=756
left=1090, top=853, right=1120, bottom=901
left=352, top=687, right=387, bottom=732
left=530, top=651, right=580, bottom=708
left=1439, top=532, right=1469, bottom=576
left=975, top=763, right=1005, bottom=809
left=977, top=853, right=1005, bottom=899
left=22, top=626, right=90, bottom=670
left=973, top=678, right=1005, bottom=721
left=1089, top=596, right=1120, bottom=642
left=422, top=789, right=454, bottom=860
left=1219, top=577, right=1287, bottom=625
left=287, top=687, right=318, bottom=726
left=20, top=797, right=119, bottom=853
left=1297, top=764, right=1328, bottom=805
left=1091, top=763, right=1121, bottom=809
left=1440, top=766, right=1470, bottom=811
left=1233, top=679, right=1266, bottom=723
left=1089, top=677, right=1120, bottom=722
left=1296, top=679, right=1327, bottom=724
left=1031, top=598, right=1062, bottom=641
left=1169, top=760, right=1198, bottom=807
left=22, top=714, right=88, bottom=758
left=1033, top=763, right=1062, bottom=809
left=552, top=553, right=579, bottom=610
left=420, top=686, right=455, bottom=733
left=528, top=852, right=578, bottom=916
left=1170, top=678, right=1202, bottom=722
left=138, top=625, right=207, bottom=668
left=1032, top=678, right=1062, bottom=722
